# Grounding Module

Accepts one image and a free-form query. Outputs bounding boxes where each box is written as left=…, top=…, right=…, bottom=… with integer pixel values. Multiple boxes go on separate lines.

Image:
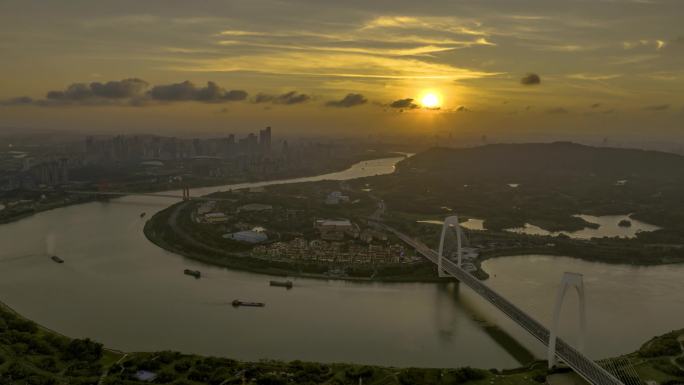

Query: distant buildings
left=252, top=237, right=408, bottom=264
left=0, top=156, right=69, bottom=190
left=84, top=127, right=275, bottom=164
left=1, top=125, right=370, bottom=192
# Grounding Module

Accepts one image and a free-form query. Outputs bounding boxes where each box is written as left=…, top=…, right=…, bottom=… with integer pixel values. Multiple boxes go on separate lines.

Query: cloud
left=568, top=73, right=622, bottom=81
left=2, top=79, right=250, bottom=107
left=521, top=73, right=541, bottom=85
left=389, top=98, right=419, bottom=109
left=148, top=81, right=247, bottom=102
left=254, top=91, right=310, bottom=105
left=90, top=79, right=149, bottom=98
left=643, top=104, right=669, bottom=111
left=546, top=107, right=569, bottom=114
left=224, top=90, right=249, bottom=101
left=47, top=78, right=149, bottom=101
left=326, top=93, right=367, bottom=108
left=0, top=96, right=34, bottom=106
left=623, top=39, right=669, bottom=51
left=148, top=81, right=202, bottom=101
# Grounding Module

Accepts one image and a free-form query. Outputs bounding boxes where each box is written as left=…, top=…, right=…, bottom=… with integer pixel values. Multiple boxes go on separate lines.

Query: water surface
left=0, top=157, right=681, bottom=368
left=506, top=214, right=659, bottom=239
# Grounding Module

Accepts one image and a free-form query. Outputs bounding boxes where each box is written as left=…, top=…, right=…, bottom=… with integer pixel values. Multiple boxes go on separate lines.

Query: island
left=144, top=180, right=445, bottom=282
left=619, top=219, right=632, bottom=228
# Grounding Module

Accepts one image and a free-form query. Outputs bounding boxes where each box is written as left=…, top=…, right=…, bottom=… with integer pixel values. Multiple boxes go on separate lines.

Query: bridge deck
left=64, top=191, right=222, bottom=201
left=386, top=227, right=624, bottom=385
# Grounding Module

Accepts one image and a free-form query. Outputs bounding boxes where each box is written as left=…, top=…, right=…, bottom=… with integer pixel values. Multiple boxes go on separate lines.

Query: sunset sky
left=1, top=0, right=683, bottom=141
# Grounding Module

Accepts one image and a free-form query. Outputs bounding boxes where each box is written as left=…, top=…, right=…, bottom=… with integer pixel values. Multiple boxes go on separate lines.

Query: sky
left=0, top=0, right=683, bottom=142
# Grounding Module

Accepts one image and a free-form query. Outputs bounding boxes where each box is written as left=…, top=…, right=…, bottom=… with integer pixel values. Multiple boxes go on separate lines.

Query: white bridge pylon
left=437, top=215, right=463, bottom=277
left=549, top=272, right=588, bottom=369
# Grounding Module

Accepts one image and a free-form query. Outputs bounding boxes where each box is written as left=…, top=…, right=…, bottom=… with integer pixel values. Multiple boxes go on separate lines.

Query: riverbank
left=0, top=151, right=403, bottom=226
left=0, top=193, right=100, bottom=225
left=144, top=201, right=446, bottom=283
left=1, top=298, right=682, bottom=385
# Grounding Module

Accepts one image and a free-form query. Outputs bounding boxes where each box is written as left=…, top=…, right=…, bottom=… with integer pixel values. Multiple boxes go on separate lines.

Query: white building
left=324, top=191, right=350, bottom=205
left=224, top=230, right=268, bottom=243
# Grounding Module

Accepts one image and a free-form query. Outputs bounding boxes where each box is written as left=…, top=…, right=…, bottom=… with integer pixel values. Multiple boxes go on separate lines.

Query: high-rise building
left=259, top=126, right=272, bottom=153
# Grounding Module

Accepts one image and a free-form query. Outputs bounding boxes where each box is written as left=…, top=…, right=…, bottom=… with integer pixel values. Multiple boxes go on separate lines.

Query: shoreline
left=478, top=245, right=684, bottom=267
left=144, top=201, right=684, bottom=285
left=143, top=217, right=447, bottom=284
left=143, top=200, right=450, bottom=284
left=1, top=295, right=682, bottom=384
left=0, top=152, right=401, bottom=227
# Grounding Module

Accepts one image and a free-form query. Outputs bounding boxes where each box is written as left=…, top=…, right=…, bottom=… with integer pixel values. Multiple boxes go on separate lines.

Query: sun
left=421, top=92, right=441, bottom=109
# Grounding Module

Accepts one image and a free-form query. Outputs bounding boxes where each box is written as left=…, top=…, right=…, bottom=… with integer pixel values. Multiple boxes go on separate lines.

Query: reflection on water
left=482, top=255, right=684, bottom=360
left=417, top=218, right=485, bottom=231
left=505, top=214, right=660, bottom=239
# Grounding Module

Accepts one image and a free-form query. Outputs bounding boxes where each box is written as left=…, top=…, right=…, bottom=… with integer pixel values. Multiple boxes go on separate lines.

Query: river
left=1, top=156, right=682, bottom=368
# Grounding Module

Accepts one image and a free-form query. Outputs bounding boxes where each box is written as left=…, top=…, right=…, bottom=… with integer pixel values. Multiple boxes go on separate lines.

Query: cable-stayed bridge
left=377, top=216, right=630, bottom=385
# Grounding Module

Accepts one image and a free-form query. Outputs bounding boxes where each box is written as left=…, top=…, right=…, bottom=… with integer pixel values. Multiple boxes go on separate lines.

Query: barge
left=232, top=300, right=265, bottom=307
left=183, top=269, right=201, bottom=278
left=269, top=280, right=293, bottom=289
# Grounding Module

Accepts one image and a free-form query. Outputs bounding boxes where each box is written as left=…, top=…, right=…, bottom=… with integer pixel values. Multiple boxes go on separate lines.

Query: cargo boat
left=232, top=300, right=265, bottom=307
left=51, top=255, right=64, bottom=264
left=183, top=269, right=201, bottom=278
left=269, top=280, right=293, bottom=289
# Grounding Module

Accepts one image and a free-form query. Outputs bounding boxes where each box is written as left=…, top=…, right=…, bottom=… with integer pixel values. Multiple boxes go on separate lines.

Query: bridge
left=67, top=186, right=633, bottom=384
left=378, top=217, right=627, bottom=385
left=64, top=187, right=223, bottom=201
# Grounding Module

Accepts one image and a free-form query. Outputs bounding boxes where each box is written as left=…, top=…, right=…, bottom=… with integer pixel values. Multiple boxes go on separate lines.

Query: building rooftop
left=316, top=219, right=352, bottom=227
left=224, top=230, right=268, bottom=243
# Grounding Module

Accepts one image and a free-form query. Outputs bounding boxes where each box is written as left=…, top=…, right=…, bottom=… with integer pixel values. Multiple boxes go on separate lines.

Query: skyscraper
left=259, top=126, right=272, bottom=153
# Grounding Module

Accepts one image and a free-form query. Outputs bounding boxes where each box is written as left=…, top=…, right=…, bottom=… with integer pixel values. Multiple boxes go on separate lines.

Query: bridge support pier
left=437, top=215, right=463, bottom=277
left=548, top=272, right=587, bottom=369
left=181, top=187, right=190, bottom=201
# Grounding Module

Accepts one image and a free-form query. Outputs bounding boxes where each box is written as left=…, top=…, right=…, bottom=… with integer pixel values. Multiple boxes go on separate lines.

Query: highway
left=384, top=225, right=625, bottom=385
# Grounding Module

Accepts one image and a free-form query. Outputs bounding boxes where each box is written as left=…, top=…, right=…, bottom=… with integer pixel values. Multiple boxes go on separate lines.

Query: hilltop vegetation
left=357, top=143, right=684, bottom=264
left=366, top=142, right=684, bottom=232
